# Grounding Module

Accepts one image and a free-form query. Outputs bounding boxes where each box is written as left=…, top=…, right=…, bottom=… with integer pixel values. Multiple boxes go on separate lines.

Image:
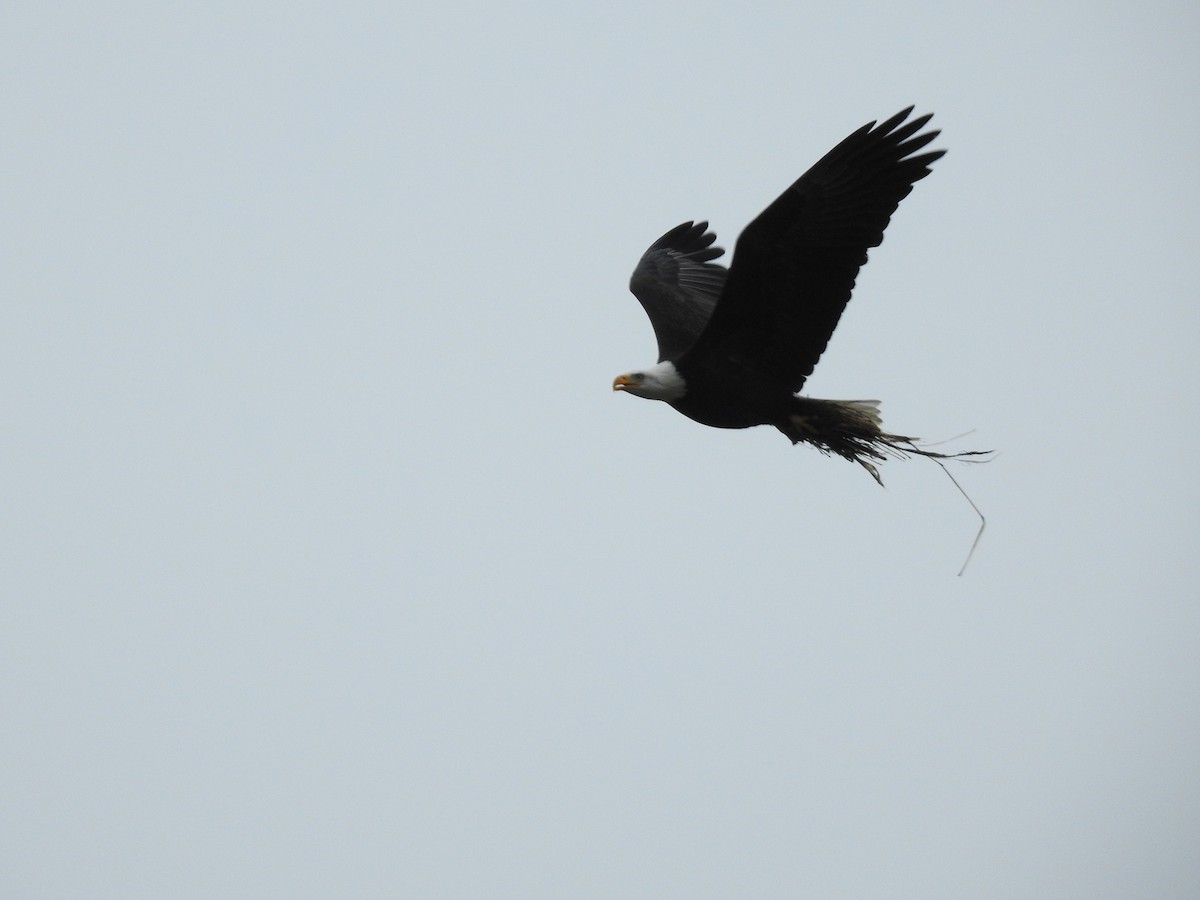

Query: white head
left=611, top=360, right=686, bottom=402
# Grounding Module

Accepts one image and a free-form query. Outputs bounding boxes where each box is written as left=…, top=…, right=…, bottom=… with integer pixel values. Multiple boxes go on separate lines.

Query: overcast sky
left=4, top=1, right=1198, bottom=897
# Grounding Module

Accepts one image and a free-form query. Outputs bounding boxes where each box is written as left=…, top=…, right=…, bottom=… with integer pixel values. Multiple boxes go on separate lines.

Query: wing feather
left=680, top=107, right=944, bottom=392
left=628, top=221, right=728, bottom=362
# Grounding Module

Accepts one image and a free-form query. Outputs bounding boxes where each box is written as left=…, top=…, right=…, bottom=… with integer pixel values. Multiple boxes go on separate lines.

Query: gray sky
left=4, top=1, right=1199, bottom=897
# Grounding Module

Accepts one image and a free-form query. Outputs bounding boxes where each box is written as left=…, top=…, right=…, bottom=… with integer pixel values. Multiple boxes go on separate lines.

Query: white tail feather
left=835, top=399, right=882, bottom=428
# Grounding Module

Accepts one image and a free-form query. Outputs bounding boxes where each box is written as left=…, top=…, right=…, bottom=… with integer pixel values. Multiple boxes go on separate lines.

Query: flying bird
left=613, top=106, right=984, bottom=484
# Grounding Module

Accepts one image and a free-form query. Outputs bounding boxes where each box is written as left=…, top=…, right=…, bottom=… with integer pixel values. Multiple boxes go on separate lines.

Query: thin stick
left=940, top=456, right=985, bottom=576
left=905, top=441, right=987, bottom=576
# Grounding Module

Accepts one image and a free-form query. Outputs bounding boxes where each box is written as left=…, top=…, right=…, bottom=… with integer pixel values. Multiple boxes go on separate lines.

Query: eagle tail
left=780, top=398, right=989, bottom=485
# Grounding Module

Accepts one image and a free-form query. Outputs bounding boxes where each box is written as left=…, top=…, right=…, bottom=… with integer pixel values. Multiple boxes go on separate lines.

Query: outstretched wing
left=681, top=107, right=944, bottom=392
left=628, top=221, right=728, bottom=362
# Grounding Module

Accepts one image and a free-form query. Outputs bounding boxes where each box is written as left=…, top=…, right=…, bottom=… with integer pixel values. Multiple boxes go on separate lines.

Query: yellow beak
left=612, top=374, right=636, bottom=392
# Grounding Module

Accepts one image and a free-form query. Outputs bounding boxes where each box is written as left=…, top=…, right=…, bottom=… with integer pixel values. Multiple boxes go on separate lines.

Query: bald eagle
left=613, top=107, right=982, bottom=483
